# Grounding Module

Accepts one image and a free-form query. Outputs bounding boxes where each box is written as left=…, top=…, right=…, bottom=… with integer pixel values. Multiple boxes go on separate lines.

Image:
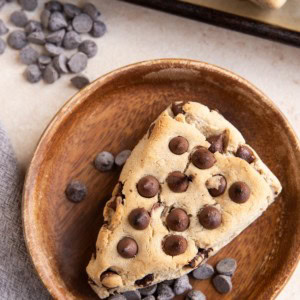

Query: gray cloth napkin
left=0, top=124, right=50, bottom=300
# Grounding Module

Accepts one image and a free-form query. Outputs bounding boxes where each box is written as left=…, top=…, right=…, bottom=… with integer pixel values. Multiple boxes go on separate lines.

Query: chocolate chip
left=25, top=21, right=42, bottom=34
left=43, top=64, right=59, bottom=83
left=0, top=38, right=5, bottom=54
left=0, top=20, right=8, bottom=35
left=90, top=20, right=106, bottom=38
left=171, top=102, right=185, bottom=116
left=117, top=237, right=138, bottom=258
left=46, top=29, right=65, bottom=45
left=41, top=9, right=51, bottom=29
left=123, top=290, right=141, bottom=300
left=45, top=1, right=63, bottom=12
left=163, top=279, right=174, bottom=286
left=63, top=3, right=81, bottom=18
left=166, top=171, right=189, bottom=193
left=139, top=284, right=157, bottom=296
left=128, top=208, right=150, bottom=230
left=45, top=43, right=63, bottom=56
left=7, top=30, right=27, bottom=49
left=67, top=52, right=88, bottom=73
left=94, top=151, right=114, bottom=172
left=19, top=0, right=38, bottom=11
left=173, top=275, right=192, bottom=295
left=49, top=12, right=67, bottom=31
left=137, top=175, right=160, bottom=198
left=207, top=133, right=225, bottom=154
left=108, top=295, right=126, bottom=300
left=10, top=11, right=28, bottom=28
left=163, top=235, right=188, bottom=256
left=198, top=206, right=222, bottom=229
left=24, top=64, right=41, bottom=83
left=83, top=3, right=101, bottom=21
left=185, top=290, right=206, bottom=300
left=72, top=13, right=93, bottom=33
left=191, top=147, right=216, bottom=169
left=206, top=175, right=227, bottom=197
left=63, top=30, right=81, bottom=49
left=135, top=274, right=154, bottom=287
left=53, top=54, right=68, bottom=73
left=143, top=296, right=155, bottom=300
left=157, top=283, right=175, bottom=300
left=65, top=180, right=87, bottom=203
left=169, top=136, right=189, bottom=155
left=78, top=39, right=97, bottom=58
left=71, top=75, right=89, bottom=89
left=115, top=150, right=131, bottom=167
left=19, top=45, right=39, bottom=65
left=192, top=263, right=214, bottom=280
left=216, top=258, right=237, bottom=276
left=236, top=145, right=255, bottom=164
left=229, top=181, right=250, bottom=203
left=212, top=275, right=232, bottom=294
left=166, top=208, right=189, bottom=232
left=28, top=31, right=45, bottom=45
left=38, top=55, right=51, bottom=66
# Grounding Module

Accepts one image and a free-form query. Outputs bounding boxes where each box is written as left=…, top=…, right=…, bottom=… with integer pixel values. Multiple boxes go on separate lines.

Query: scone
left=87, top=102, right=282, bottom=299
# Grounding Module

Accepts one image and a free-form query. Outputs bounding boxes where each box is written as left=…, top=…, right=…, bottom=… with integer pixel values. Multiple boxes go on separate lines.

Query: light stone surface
left=0, top=0, right=299, bottom=298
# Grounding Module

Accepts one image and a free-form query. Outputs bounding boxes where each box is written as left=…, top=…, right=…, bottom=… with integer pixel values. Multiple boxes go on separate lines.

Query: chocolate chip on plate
left=63, top=30, right=81, bottom=49
left=212, top=275, right=232, bottom=294
left=20, top=45, right=39, bottom=65
left=206, top=175, right=227, bottom=197
left=41, top=9, right=51, bottom=29
left=71, top=75, right=89, bottom=89
left=65, top=180, right=87, bottom=203
left=19, top=0, right=38, bottom=11
left=90, top=20, right=106, bottom=38
left=173, top=274, right=192, bottom=295
left=45, top=1, right=63, bottom=12
left=28, top=31, right=46, bottom=45
left=117, top=237, right=138, bottom=258
left=166, top=171, right=189, bottom=193
left=63, top=3, right=81, bottom=18
left=207, top=133, right=225, bottom=154
left=48, top=11, right=67, bottom=31
left=163, top=235, right=188, bottom=256
left=43, top=64, right=59, bottom=84
left=0, top=20, right=8, bottom=35
left=157, top=283, right=175, bottom=300
left=7, top=30, right=28, bottom=49
left=115, top=150, right=131, bottom=167
left=82, top=3, right=101, bottom=21
left=139, top=284, right=157, bottom=296
left=191, top=147, right=216, bottom=169
left=198, top=206, right=222, bottom=229
left=108, top=295, right=126, bottom=300
left=229, top=181, right=250, bottom=203
left=143, top=296, right=155, bottom=300
left=171, top=102, right=185, bottom=116
left=169, top=136, right=189, bottom=155
left=123, top=290, right=141, bottom=300
left=166, top=208, right=189, bottom=232
left=185, top=290, right=206, bottom=300
left=137, top=175, right=160, bottom=198
left=25, top=20, right=42, bottom=34
left=192, top=263, right=214, bottom=280
left=72, top=13, right=93, bottom=33
left=53, top=54, right=68, bottom=73
left=216, top=258, right=237, bottom=276
left=94, top=151, right=114, bottom=172
left=46, top=29, right=65, bottom=45
left=24, top=64, right=41, bottom=83
left=78, top=39, right=97, bottom=58
left=128, top=208, right=150, bottom=230
left=236, top=145, right=255, bottom=164
left=10, top=11, right=28, bottom=28
left=67, top=52, right=88, bottom=73
left=0, top=38, right=5, bottom=54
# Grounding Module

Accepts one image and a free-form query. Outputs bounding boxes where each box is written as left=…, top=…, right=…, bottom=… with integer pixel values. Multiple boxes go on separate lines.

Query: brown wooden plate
left=23, top=59, right=300, bottom=300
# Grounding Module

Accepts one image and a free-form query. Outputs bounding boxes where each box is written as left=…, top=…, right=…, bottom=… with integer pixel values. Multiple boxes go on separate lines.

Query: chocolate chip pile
left=0, top=0, right=107, bottom=89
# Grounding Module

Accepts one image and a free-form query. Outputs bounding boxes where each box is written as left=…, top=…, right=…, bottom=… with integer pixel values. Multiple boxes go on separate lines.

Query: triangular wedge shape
left=87, top=102, right=282, bottom=298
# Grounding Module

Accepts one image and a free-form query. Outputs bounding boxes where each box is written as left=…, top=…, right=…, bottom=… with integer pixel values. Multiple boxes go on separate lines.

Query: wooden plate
left=23, top=59, right=300, bottom=300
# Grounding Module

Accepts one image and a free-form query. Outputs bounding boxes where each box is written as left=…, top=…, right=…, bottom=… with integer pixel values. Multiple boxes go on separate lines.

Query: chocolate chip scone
left=87, top=101, right=282, bottom=298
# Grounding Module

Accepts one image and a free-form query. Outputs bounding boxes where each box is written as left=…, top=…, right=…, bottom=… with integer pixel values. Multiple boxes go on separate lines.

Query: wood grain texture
left=23, top=59, right=300, bottom=300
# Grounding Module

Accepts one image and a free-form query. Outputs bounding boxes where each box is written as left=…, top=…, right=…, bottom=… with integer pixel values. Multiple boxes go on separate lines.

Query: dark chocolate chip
left=72, top=13, right=93, bottom=33
left=90, top=20, right=106, bottom=38
left=206, top=175, right=227, bottom=197
left=45, top=1, right=63, bottom=12
left=43, top=64, right=59, bottom=84
left=157, top=283, right=175, bottom=300
left=229, top=181, right=250, bottom=203
left=185, top=290, right=206, bottom=300
left=135, top=274, right=154, bottom=287
left=28, top=31, right=46, bottom=45
left=78, top=39, right=97, bottom=58
left=192, top=263, right=214, bottom=280
left=143, top=296, right=155, bottom=300
left=212, top=275, right=232, bottom=294
left=19, top=0, right=37, bottom=11
left=173, top=275, right=192, bottom=295
left=25, top=21, right=42, bottom=34
left=137, top=175, right=160, bottom=198
left=45, top=43, right=63, bottom=56
left=41, top=9, right=51, bottom=29
left=207, top=133, right=225, bottom=154
left=191, top=147, right=216, bottom=169
left=108, top=295, right=126, bottom=300
left=46, top=29, right=65, bottom=45
left=198, top=206, right=222, bottom=229
left=65, top=180, right=87, bottom=203
left=24, top=64, right=41, bottom=83
left=163, top=235, right=188, bottom=256
left=63, top=30, right=81, bottom=49
left=94, top=151, right=114, bottom=172
left=53, top=54, right=68, bottom=73
left=63, top=3, right=81, bottom=18
left=166, top=208, right=189, bottom=232
left=166, top=171, right=189, bottom=193
left=48, top=12, right=67, bottom=31
left=163, top=279, right=174, bottom=286
left=7, top=30, right=27, bottom=49
left=0, top=20, right=8, bottom=35
left=71, top=75, right=89, bottom=89
left=0, top=38, right=5, bottom=54
left=67, top=52, right=88, bottom=73
left=123, top=290, right=141, bottom=300
left=38, top=55, right=51, bottom=65
left=115, top=150, right=131, bottom=167
left=19, top=45, right=39, bottom=65
left=10, top=11, right=28, bottom=28
left=236, top=145, right=255, bottom=164
left=139, top=284, right=157, bottom=296
left=128, top=208, right=150, bottom=230
left=216, top=258, right=237, bottom=276
left=171, top=102, right=185, bottom=116
left=169, top=136, right=189, bottom=155
left=83, top=3, right=101, bottom=21
left=117, top=237, right=138, bottom=258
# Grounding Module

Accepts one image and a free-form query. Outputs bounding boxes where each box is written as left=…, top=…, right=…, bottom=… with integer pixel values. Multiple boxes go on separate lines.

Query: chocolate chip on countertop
left=115, top=150, right=131, bottom=167
left=63, top=3, right=81, bottom=18
left=78, top=39, right=97, bottom=58
left=67, top=52, right=88, bottom=73
left=216, top=258, right=237, bottom=276
left=28, top=31, right=46, bottom=45
left=65, top=180, right=87, bottom=203
left=45, top=1, right=63, bottom=12
left=19, top=45, right=39, bottom=65
left=48, top=11, right=67, bottom=31
left=117, top=237, right=138, bottom=258
left=19, top=0, right=38, bottom=11
left=198, top=206, right=222, bottom=230
left=185, top=290, right=206, bottom=300
left=173, top=275, right=192, bottom=295
left=46, top=29, right=65, bottom=45
left=10, top=11, right=28, bottom=28
left=94, top=151, right=114, bottom=172
left=206, top=175, right=227, bottom=197
left=72, top=13, right=93, bottom=33
left=191, top=147, right=216, bottom=169
left=166, top=208, right=189, bottom=232
left=25, top=21, right=42, bottom=34
left=0, top=38, right=6, bottom=54
left=123, top=290, right=141, bottom=300
left=166, top=171, right=189, bottom=193
left=163, top=235, right=188, bottom=256
left=7, top=30, right=28, bottom=49
left=71, top=75, right=89, bottom=89
left=90, top=20, right=106, bottom=38
left=135, top=274, right=154, bottom=287
left=63, top=30, right=81, bottom=49
left=128, top=208, right=150, bottom=230
left=229, top=181, right=250, bottom=203
left=0, top=20, right=8, bottom=35
left=53, top=54, right=68, bottom=73
left=38, top=55, right=51, bottom=66
left=137, top=175, right=160, bottom=198
left=207, top=133, right=225, bottom=154
left=192, top=263, right=214, bottom=280
left=139, top=284, right=157, bottom=296
left=43, top=64, right=59, bottom=84
left=143, top=296, right=155, bottom=300
left=157, top=283, right=175, bottom=300
left=83, top=3, right=101, bottom=21
left=212, top=275, right=232, bottom=294
left=41, top=9, right=51, bottom=29
left=108, top=295, right=126, bottom=300
left=24, top=64, right=41, bottom=83
left=236, top=145, right=255, bottom=164
left=45, top=43, right=63, bottom=56
left=169, top=136, right=189, bottom=155
left=171, top=102, right=185, bottom=116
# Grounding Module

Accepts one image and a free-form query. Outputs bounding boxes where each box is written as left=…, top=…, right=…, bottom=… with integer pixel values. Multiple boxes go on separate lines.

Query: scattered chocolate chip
left=78, top=39, right=97, bottom=58
left=229, top=181, right=250, bottom=203
left=49, top=11, right=67, bottom=31
left=137, top=175, right=160, bottom=198
left=94, top=151, right=114, bottom=172
left=46, top=29, right=65, bottom=45
left=83, top=3, right=101, bottom=21
left=171, top=102, right=185, bottom=116
left=206, top=175, right=227, bottom=197
left=212, top=275, right=232, bottom=294
left=166, top=171, right=189, bottom=193
left=53, top=54, right=68, bottom=73
left=169, top=136, right=189, bottom=155
left=25, top=21, right=42, bottom=34
left=108, top=295, right=126, bottom=300
left=0, top=20, right=8, bottom=35
left=163, top=235, right=188, bottom=256
left=65, top=180, right=87, bottom=203
left=19, top=0, right=38, bottom=11
left=24, top=64, right=41, bottom=83
left=45, top=43, right=63, bottom=56
left=128, top=208, right=150, bottom=230
left=38, top=55, right=51, bottom=66
left=117, top=237, right=138, bottom=258
left=7, top=30, right=28, bottom=49
left=67, top=52, right=88, bottom=73
left=123, top=290, right=141, bottom=300
left=63, top=30, right=81, bottom=49
left=173, top=275, right=192, bottom=295
left=90, top=20, right=106, bottom=38
left=72, top=13, right=93, bottom=33
left=0, top=38, right=5, bottom=54
left=28, top=31, right=46, bottom=45
left=143, top=296, right=155, bottom=300
left=43, top=64, right=59, bottom=84
left=157, top=283, right=175, bottom=300
left=198, top=206, right=222, bottom=230
left=236, top=145, right=255, bottom=164
left=41, top=9, right=51, bottom=29
left=207, top=133, right=225, bottom=153
left=192, top=263, right=214, bottom=280
left=71, top=74, right=89, bottom=89
left=115, top=150, right=131, bottom=167
left=10, top=11, right=28, bottom=28
left=185, top=290, right=206, bottom=300
left=163, top=279, right=174, bottom=286
left=216, top=258, right=237, bottom=276
left=19, top=45, right=39, bottom=65
left=45, top=1, right=63, bottom=12
left=139, top=284, right=157, bottom=296
left=166, top=208, right=189, bottom=232
left=191, top=147, right=216, bottom=169
left=63, top=3, right=81, bottom=18
left=135, top=274, right=154, bottom=287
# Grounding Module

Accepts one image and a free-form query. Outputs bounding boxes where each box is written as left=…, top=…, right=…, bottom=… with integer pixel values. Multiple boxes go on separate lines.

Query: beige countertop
left=0, top=0, right=299, bottom=298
